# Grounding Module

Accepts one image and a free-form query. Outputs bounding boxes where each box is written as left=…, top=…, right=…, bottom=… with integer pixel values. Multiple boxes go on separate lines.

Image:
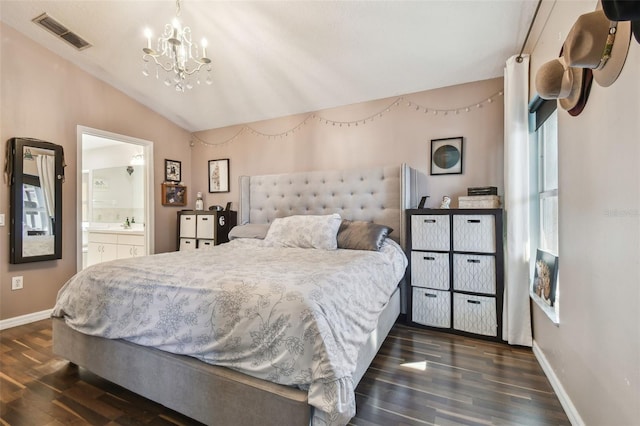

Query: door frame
left=76, top=126, right=155, bottom=271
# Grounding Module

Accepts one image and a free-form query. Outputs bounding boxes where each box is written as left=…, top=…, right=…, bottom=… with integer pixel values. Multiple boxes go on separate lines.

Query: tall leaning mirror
left=8, top=137, right=64, bottom=263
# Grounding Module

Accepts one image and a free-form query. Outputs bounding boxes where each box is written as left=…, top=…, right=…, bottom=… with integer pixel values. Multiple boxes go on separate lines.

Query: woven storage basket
left=458, top=195, right=501, bottom=208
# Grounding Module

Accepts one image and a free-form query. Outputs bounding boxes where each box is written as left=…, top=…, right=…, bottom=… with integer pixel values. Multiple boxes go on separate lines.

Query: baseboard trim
left=0, top=309, right=53, bottom=331
left=532, top=340, right=584, bottom=426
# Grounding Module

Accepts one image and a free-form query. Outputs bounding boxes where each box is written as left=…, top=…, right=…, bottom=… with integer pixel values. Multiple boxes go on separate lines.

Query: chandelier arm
left=144, top=54, right=176, bottom=73
left=181, top=63, right=208, bottom=76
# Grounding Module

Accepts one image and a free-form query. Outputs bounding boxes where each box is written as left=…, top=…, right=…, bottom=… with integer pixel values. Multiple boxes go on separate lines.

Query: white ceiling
left=0, top=1, right=538, bottom=132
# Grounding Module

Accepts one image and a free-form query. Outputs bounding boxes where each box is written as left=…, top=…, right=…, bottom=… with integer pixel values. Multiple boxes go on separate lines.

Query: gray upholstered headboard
left=238, top=164, right=417, bottom=248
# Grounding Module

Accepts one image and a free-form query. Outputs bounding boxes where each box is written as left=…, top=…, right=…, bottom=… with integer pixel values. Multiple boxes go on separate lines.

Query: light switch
left=0, top=214, right=4, bottom=227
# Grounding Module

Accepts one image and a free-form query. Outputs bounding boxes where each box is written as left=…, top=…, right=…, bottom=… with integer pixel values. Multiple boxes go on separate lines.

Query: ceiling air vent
left=32, top=13, right=91, bottom=51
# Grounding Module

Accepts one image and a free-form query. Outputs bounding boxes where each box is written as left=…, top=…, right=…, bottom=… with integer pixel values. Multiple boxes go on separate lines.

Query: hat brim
left=593, top=20, right=631, bottom=87
left=567, top=68, right=593, bottom=116
left=558, top=67, right=583, bottom=111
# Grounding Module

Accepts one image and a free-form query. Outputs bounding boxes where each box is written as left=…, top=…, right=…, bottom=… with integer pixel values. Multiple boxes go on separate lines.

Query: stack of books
left=467, top=186, right=498, bottom=196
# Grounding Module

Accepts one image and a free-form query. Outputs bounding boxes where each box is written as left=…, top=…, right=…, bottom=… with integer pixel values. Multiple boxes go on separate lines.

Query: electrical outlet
left=11, top=276, right=23, bottom=290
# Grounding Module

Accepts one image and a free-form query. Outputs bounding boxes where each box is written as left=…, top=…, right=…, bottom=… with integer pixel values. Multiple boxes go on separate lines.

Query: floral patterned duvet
left=52, top=238, right=407, bottom=425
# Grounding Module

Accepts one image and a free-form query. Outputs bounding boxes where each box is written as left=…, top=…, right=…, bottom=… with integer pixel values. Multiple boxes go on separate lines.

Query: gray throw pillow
left=228, top=223, right=271, bottom=240
left=337, top=220, right=393, bottom=251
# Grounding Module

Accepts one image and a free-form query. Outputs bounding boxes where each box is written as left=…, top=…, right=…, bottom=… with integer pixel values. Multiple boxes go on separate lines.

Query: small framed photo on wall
left=161, top=183, right=187, bottom=206
left=208, top=158, right=230, bottom=193
left=165, top=159, right=182, bottom=182
left=430, top=137, right=463, bottom=175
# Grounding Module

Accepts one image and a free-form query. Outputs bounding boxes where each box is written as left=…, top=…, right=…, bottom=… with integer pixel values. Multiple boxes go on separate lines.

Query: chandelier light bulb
left=201, top=38, right=211, bottom=63
left=143, top=28, right=154, bottom=53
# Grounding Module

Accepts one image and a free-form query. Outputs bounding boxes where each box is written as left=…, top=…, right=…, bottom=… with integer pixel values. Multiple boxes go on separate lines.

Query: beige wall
left=192, top=77, right=505, bottom=214
left=529, top=1, right=640, bottom=424
left=0, top=23, right=192, bottom=320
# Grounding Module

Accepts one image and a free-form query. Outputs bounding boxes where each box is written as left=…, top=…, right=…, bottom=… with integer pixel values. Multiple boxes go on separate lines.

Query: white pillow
left=264, top=214, right=342, bottom=250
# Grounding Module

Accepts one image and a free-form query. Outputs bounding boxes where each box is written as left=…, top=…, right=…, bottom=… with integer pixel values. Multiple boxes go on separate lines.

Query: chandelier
left=142, top=0, right=212, bottom=92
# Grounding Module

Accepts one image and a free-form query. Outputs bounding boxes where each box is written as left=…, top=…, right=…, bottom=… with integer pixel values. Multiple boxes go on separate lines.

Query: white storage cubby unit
left=406, top=208, right=503, bottom=340
left=177, top=210, right=237, bottom=250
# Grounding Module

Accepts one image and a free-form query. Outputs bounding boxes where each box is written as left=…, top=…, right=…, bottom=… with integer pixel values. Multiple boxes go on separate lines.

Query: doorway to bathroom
left=77, top=126, right=154, bottom=271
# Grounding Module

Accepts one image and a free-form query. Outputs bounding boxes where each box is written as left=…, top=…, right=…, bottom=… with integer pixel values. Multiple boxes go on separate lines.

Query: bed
left=52, top=164, right=417, bottom=426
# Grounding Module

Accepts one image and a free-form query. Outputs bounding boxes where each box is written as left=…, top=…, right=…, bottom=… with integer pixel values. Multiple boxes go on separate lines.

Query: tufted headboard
left=238, top=164, right=417, bottom=248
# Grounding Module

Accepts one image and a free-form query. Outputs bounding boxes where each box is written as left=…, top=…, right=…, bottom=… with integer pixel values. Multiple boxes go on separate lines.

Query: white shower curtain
left=503, top=55, right=533, bottom=347
left=36, top=154, right=56, bottom=235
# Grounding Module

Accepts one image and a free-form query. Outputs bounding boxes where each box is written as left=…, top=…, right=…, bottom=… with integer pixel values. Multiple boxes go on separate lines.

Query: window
left=537, top=110, right=559, bottom=255
left=529, top=96, right=559, bottom=323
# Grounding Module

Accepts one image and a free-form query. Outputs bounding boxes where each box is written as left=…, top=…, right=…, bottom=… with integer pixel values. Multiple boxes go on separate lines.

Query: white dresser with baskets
left=406, top=208, right=503, bottom=340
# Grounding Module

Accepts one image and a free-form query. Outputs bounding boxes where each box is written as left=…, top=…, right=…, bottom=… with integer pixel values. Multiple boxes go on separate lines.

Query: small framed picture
left=418, top=196, right=429, bottom=209
left=208, top=158, right=230, bottom=193
left=165, top=159, right=182, bottom=182
left=161, top=183, right=187, bottom=206
left=430, top=137, right=463, bottom=175
left=532, top=249, right=559, bottom=307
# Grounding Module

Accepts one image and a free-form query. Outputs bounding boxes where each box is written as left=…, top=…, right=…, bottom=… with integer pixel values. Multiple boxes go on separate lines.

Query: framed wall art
left=161, top=183, right=187, bottom=206
left=531, top=249, right=559, bottom=307
left=430, top=137, right=463, bottom=175
left=208, top=158, right=230, bottom=193
left=165, top=159, right=182, bottom=182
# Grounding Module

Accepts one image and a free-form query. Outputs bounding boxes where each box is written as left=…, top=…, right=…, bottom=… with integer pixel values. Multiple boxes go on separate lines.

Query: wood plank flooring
left=0, top=320, right=570, bottom=425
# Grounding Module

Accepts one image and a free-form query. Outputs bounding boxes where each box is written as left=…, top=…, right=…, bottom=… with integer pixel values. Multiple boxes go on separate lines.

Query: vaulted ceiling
left=1, top=1, right=538, bottom=132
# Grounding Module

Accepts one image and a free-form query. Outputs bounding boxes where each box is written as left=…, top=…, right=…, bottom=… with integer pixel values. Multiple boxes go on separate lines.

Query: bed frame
left=53, top=164, right=417, bottom=425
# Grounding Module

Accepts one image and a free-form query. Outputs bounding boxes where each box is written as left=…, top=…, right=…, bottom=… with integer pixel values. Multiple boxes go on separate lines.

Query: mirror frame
left=9, top=137, right=64, bottom=264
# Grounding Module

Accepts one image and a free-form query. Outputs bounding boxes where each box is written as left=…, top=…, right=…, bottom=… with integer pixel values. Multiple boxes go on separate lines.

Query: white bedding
left=52, top=238, right=407, bottom=425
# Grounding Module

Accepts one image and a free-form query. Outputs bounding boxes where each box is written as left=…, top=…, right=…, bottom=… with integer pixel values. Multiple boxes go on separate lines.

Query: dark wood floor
left=0, top=320, right=570, bottom=426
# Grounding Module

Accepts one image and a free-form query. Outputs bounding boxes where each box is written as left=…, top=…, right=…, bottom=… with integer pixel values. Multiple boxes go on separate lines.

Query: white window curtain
left=35, top=154, right=56, bottom=234
left=503, top=55, right=533, bottom=347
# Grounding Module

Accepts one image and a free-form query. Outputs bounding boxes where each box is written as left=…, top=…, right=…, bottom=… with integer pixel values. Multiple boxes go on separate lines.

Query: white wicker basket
left=458, top=195, right=501, bottom=208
